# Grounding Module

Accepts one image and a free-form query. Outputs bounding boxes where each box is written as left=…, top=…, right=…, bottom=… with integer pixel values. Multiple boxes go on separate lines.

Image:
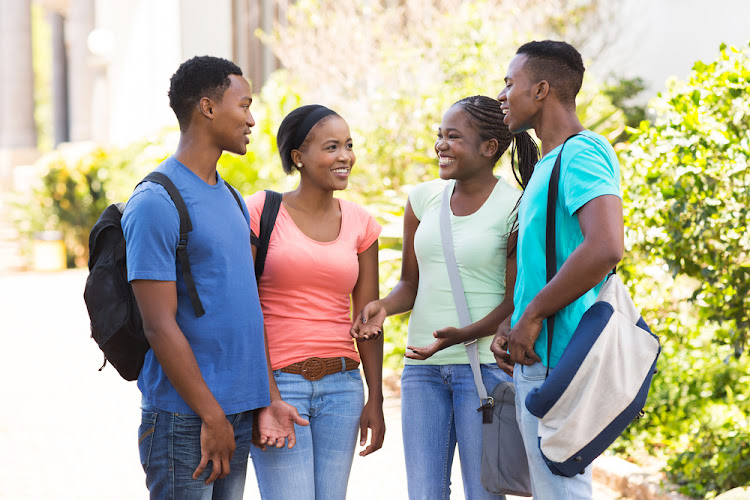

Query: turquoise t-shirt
left=512, top=131, right=621, bottom=368
left=407, top=177, right=520, bottom=365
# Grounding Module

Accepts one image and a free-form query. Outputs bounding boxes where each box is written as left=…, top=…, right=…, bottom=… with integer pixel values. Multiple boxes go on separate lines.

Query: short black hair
left=517, top=41, right=585, bottom=107
left=168, top=56, right=243, bottom=131
left=276, top=105, right=340, bottom=175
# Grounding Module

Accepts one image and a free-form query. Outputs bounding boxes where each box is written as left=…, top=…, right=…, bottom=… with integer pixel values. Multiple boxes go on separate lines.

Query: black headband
left=292, top=106, right=337, bottom=151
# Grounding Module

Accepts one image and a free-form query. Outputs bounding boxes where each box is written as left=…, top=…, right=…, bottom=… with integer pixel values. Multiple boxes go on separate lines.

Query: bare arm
left=506, top=194, right=624, bottom=365
left=250, top=241, right=309, bottom=450
left=351, top=200, right=420, bottom=337
left=131, top=280, right=234, bottom=484
left=406, top=241, right=517, bottom=360
left=350, top=241, right=386, bottom=456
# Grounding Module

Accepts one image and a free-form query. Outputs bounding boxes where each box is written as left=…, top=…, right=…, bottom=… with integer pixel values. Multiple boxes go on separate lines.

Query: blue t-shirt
left=512, top=131, right=621, bottom=368
left=122, top=156, right=270, bottom=415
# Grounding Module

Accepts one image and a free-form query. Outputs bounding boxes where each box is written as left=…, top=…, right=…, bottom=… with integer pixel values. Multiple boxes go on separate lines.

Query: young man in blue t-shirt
left=492, top=41, right=624, bottom=498
left=123, top=56, right=307, bottom=499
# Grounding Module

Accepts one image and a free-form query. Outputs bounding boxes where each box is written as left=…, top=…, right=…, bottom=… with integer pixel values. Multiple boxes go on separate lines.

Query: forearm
left=378, top=279, right=419, bottom=317
left=145, top=323, right=225, bottom=423
left=523, top=238, right=620, bottom=323
left=357, top=338, right=384, bottom=403
left=454, top=298, right=514, bottom=344
left=262, top=325, right=282, bottom=402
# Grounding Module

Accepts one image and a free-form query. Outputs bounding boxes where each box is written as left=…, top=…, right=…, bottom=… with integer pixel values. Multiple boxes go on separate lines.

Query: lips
left=331, top=167, right=350, bottom=177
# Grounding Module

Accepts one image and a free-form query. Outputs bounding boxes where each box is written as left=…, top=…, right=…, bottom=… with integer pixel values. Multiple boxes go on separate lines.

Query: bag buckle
left=478, top=397, right=494, bottom=423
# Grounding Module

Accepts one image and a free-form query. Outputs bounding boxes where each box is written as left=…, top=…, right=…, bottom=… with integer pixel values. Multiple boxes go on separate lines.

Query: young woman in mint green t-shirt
left=352, top=96, right=539, bottom=499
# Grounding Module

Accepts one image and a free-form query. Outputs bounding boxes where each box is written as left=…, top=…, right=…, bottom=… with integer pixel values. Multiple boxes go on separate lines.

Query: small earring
left=297, top=162, right=302, bottom=168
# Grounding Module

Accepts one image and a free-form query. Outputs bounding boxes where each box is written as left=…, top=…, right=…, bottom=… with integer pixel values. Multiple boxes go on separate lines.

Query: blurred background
left=0, top=0, right=748, bottom=498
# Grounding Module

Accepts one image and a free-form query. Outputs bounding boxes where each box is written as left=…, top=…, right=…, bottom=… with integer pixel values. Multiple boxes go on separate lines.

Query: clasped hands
left=490, top=313, right=543, bottom=377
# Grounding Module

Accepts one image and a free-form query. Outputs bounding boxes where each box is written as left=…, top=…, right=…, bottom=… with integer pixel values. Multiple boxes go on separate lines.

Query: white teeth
left=438, top=158, right=455, bottom=166
left=332, top=168, right=349, bottom=174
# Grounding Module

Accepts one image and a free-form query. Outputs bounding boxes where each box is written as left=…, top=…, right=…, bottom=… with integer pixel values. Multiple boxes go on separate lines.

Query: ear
left=534, top=81, right=549, bottom=102
left=291, top=149, right=303, bottom=168
left=482, top=138, right=499, bottom=159
left=199, top=97, right=214, bottom=119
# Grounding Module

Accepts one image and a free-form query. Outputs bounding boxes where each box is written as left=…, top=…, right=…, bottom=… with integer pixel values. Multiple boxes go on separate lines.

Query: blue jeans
left=138, top=404, right=253, bottom=500
left=514, top=362, right=593, bottom=499
left=250, top=365, right=364, bottom=500
left=401, top=363, right=511, bottom=500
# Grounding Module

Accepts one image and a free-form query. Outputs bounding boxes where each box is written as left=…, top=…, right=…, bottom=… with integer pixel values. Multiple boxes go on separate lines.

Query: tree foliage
left=623, top=42, right=750, bottom=356
left=618, top=43, right=750, bottom=497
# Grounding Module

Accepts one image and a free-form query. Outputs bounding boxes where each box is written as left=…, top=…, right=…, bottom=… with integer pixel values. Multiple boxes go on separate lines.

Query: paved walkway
left=0, top=270, right=621, bottom=499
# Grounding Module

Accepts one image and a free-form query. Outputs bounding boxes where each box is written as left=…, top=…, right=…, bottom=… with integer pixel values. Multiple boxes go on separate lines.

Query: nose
left=338, top=149, right=353, bottom=165
left=435, top=137, right=448, bottom=152
left=246, top=110, right=255, bottom=128
left=497, top=88, right=506, bottom=102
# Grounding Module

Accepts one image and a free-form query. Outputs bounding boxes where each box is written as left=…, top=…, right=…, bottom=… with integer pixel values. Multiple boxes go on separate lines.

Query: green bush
left=617, top=42, right=750, bottom=497
left=15, top=138, right=172, bottom=267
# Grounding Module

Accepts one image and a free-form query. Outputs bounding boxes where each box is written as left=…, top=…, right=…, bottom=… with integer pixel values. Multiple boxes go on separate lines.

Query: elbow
left=603, top=243, right=623, bottom=270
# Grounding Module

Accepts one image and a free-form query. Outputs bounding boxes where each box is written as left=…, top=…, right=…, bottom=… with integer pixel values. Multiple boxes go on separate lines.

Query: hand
left=193, top=415, right=236, bottom=484
left=491, top=326, right=514, bottom=377
left=350, top=300, right=386, bottom=341
left=358, top=399, right=385, bottom=456
left=253, top=400, right=309, bottom=451
left=405, top=326, right=462, bottom=360
left=506, top=313, right=542, bottom=366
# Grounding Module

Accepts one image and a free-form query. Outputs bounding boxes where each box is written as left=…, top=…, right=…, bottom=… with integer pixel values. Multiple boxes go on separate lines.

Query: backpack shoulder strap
left=140, top=172, right=205, bottom=317
left=253, top=190, right=283, bottom=281
left=224, top=181, right=244, bottom=213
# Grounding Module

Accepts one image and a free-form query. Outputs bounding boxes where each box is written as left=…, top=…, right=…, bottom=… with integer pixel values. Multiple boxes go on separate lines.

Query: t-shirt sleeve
left=122, top=185, right=179, bottom=282
left=355, top=205, right=382, bottom=253
left=244, top=190, right=267, bottom=238
left=407, top=181, right=432, bottom=220
left=562, top=145, right=621, bottom=215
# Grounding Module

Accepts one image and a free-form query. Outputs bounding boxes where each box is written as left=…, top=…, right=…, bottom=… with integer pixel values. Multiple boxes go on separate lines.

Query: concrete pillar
left=49, top=10, right=70, bottom=147
left=66, top=0, right=95, bottom=142
left=0, top=0, right=38, bottom=150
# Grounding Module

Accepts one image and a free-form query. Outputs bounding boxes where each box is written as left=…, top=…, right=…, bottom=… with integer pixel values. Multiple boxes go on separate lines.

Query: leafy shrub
left=617, top=42, right=750, bottom=497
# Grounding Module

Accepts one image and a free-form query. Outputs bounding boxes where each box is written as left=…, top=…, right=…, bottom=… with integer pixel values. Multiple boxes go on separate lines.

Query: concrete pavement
left=0, top=269, right=622, bottom=499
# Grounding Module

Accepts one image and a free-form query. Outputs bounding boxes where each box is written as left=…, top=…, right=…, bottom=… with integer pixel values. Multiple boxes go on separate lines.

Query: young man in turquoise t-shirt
left=492, top=41, right=624, bottom=499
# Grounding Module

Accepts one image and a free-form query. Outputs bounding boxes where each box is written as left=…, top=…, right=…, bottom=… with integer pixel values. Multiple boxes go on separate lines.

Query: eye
left=449, top=134, right=459, bottom=139
left=346, top=143, right=353, bottom=149
left=437, top=133, right=443, bottom=139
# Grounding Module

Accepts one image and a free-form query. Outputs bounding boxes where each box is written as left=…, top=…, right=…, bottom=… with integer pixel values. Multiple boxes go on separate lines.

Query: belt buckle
left=300, top=357, right=326, bottom=381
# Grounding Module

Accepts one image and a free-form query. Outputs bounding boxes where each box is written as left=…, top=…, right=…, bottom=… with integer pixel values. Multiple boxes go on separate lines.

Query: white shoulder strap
left=439, top=184, right=489, bottom=403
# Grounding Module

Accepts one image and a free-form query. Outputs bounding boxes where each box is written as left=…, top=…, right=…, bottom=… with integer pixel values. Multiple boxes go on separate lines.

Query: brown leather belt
left=280, top=357, right=359, bottom=381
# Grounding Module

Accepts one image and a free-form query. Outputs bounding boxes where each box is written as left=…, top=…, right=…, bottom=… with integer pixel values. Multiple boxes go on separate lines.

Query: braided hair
left=452, top=96, right=539, bottom=256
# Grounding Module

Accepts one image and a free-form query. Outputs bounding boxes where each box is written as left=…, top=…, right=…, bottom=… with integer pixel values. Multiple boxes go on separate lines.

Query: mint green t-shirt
left=407, top=177, right=521, bottom=365
left=511, top=131, right=621, bottom=368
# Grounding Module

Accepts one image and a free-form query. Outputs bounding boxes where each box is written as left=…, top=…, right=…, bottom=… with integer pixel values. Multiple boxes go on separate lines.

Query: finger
left=205, top=458, right=222, bottom=484
left=192, top=456, right=209, bottom=480
left=359, top=420, right=369, bottom=447
left=293, top=413, right=310, bottom=427
left=404, top=349, right=425, bottom=360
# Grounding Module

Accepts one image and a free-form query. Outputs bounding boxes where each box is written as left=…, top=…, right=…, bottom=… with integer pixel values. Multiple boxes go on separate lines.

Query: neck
left=174, top=132, right=223, bottom=185
left=453, top=167, right=497, bottom=196
left=287, top=181, right=336, bottom=213
left=533, top=105, right=585, bottom=156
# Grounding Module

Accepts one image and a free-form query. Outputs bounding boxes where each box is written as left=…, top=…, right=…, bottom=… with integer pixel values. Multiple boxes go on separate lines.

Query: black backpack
left=251, top=190, right=282, bottom=279
left=83, top=172, right=244, bottom=380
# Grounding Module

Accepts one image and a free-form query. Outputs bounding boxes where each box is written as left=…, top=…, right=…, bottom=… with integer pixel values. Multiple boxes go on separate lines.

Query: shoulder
left=244, top=190, right=268, bottom=212
left=408, top=178, right=449, bottom=218
left=409, top=178, right=448, bottom=201
left=565, top=132, right=618, bottom=168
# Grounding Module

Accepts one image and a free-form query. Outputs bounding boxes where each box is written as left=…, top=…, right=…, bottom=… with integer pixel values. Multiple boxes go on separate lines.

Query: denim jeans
left=138, top=403, right=253, bottom=500
left=514, top=362, right=593, bottom=499
left=250, top=365, right=364, bottom=500
left=401, top=363, right=511, bottom=500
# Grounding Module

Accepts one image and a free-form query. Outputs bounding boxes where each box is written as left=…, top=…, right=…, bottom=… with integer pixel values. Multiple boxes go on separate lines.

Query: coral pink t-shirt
left=245, top=191, right=382, bottom=370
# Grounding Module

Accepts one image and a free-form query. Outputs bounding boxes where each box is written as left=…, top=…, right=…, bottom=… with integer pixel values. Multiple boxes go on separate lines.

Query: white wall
left=591, top=0, right=749, bottom=101
left=93, top=0, right=233, bottom=146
